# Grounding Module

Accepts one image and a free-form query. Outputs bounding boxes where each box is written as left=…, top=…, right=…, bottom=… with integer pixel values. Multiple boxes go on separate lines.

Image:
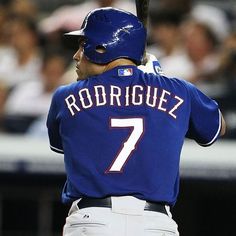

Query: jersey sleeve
left=185, top=82, right=221, bottom=146
left=46, top=88, right=64, bottom=154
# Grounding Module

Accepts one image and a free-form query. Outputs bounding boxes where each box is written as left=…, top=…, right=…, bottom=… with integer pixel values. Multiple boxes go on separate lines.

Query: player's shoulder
left=53, top=84, right=69, bottom=97
left=140, top=68, right=190, bottom=91
left=53, top=81, right=84, bottom=97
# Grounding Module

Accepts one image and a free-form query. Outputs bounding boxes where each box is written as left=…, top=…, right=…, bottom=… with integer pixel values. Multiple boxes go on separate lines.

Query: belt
left=77, top=197, right=168, bottom=215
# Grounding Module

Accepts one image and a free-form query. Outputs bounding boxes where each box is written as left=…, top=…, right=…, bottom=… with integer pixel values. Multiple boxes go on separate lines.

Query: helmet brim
left=63, top=30, right=85, bottom=49
left=64, top=29, right=85, bottom=37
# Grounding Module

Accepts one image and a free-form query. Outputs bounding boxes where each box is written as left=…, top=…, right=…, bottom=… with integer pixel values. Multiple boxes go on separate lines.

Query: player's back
left=47, top=65, right=220, bottom=205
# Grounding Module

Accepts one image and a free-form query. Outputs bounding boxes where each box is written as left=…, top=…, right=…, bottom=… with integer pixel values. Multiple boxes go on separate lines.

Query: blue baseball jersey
left=47, top=65, right=221, bottom=206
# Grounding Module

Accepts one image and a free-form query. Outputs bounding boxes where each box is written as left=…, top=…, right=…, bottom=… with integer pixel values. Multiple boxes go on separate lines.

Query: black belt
left=77, top=197, right=168, bottom=215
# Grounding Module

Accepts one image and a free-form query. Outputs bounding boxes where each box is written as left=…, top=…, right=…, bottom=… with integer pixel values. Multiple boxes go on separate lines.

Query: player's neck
left=103, top=59, right=136, bottom=72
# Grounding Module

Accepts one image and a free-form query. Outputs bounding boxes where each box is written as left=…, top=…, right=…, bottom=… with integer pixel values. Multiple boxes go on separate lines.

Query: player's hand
left=138, top=53, right=164, bottom=75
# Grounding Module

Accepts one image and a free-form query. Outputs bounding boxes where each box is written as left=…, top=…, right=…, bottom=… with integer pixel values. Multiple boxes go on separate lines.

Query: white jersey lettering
left=169, top=96, right=184, bottom=119
left=64, top=85, right=184, bottom=119
left=94, top=85, right=107, bottom=106
left=125, top=86, right=130, bottom=106
left=79, top=88, right=93, bottom=109
left=65, top=94, right=81, bottom=116
left=146, top=86, right=158, bottom=107
left=110, top=85, right=121, bottom=106
left=132, top=85, right=143, bottom=105
left=158, top=89, right=171, bottom=112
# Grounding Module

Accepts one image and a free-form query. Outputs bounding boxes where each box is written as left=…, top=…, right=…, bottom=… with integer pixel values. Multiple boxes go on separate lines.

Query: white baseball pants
left=63, top=196, right=179, bottom=236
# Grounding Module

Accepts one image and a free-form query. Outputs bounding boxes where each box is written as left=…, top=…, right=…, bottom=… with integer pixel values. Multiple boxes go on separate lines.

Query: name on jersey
left=65, top=85, right=184, bottom=119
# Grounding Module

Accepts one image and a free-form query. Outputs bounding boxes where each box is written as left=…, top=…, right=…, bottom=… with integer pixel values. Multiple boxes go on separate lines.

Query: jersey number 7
left=106, top=118, right=144, bottom=173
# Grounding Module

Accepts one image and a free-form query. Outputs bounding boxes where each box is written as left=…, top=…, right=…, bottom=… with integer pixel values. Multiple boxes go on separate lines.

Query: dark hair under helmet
left=64, top=7, right=147, bottom=65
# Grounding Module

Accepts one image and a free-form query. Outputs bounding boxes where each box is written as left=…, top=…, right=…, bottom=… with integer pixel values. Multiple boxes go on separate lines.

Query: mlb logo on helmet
left=118, top=68, right=133, bottom=76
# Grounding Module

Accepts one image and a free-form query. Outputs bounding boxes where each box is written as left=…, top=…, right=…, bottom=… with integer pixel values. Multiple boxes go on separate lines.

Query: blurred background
left=0, top=0, right=235, bottom=235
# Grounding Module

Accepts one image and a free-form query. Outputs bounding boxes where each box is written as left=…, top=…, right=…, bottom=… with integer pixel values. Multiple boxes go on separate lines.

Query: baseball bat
left=135, top=0, right=150, bottom=64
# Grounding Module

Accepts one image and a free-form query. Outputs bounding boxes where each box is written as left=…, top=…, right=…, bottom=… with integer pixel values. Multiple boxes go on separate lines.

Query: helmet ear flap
left=83, top=41, right=108, bottom=63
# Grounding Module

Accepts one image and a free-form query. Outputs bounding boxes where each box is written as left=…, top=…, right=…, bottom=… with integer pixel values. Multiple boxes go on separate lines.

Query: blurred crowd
left=0, top=0, right=236, bottom=138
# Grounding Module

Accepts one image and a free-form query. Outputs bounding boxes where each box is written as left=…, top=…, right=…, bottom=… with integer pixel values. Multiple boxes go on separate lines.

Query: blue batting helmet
left=64, top=7, right=147, bottom=65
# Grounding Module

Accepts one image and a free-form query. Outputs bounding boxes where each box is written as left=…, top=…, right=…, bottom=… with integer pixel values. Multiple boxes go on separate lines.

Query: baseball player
left=47, top=7, right=226, bottom=236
